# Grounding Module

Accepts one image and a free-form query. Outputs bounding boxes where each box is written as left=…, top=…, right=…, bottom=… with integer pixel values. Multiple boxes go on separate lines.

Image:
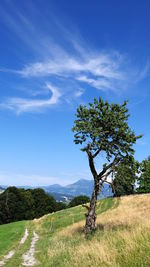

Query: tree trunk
left=84, top=181, right=99, bottom=233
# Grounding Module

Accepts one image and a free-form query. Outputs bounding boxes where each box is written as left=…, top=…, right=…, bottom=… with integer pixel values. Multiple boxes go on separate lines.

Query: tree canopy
left=112, top=157, right=139, bottom=197
left=68, top=195, right=90, bottom=208
left=0, top=187, right=63, bottom=225
left=137, top=157, right=150, bottom=193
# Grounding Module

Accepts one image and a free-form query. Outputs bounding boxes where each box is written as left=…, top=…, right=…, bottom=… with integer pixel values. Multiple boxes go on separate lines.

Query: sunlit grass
left=1, top=195, right=150, bottom=266
left=34, top=197, right=118, bottom=266
left=0, top=221, right=26, bottom=258
left=35, top=195, right=150, bottom=267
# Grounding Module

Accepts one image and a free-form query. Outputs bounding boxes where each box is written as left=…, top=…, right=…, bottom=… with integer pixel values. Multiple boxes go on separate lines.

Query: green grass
left=42, top=197, right=116, bottom=234
left=4, top=222, right=34, bottom=267
left=0, top=220, right=26, bottom=258
left=0, top=197, right=120, bottom=266
left=35, top=197, right=118, bottom=266
left=34, top=195, right=150, bottom=267
left=1, top=195, right=150, bottom=266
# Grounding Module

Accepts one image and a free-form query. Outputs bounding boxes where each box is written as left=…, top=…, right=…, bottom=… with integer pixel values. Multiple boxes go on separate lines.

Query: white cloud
left=18, top=51, right=126, bottom=92
left=74, top=88, right=84, bottom=98
left=0, top=83, right=61, bottom=114
left=76, top=75, right=115, bottom=91
left=0, top=6, right=149, bottom=114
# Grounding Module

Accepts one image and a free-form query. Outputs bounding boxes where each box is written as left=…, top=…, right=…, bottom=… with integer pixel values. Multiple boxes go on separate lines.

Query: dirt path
left=22, top=231, right=39, bottom=266
left=0, top=250, right=15, bottom=266
left=20, top=228, right=29, bottom=244
left=0, top=228, right=29, bottom=266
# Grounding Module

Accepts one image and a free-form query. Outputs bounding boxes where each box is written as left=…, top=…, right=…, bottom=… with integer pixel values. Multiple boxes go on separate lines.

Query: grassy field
left=1, top=195, right=150, bottom=266
left=0, top=221, right=26, bottom=257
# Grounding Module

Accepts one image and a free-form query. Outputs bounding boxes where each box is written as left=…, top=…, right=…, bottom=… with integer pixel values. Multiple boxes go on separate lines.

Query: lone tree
left=72, top=97, right=142, bottom=233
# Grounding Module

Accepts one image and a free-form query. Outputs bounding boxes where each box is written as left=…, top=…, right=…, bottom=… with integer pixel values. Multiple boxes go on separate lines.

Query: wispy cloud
left=18, top=51, right=126, bottom=92
left=74, top=88, right=84, bottom=98
left=0, top=83, right=61, bottom=114
left=0, top=3, right=149, bottom=114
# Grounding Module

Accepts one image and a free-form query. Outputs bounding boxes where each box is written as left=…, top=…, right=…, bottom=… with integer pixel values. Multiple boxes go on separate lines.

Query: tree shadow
left=72, top=221, right=131, bottom=241
left=97, top=222, right=131, bottom=232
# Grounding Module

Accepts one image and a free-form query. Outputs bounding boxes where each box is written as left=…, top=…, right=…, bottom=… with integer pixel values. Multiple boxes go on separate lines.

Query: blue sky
left=0, top=0, right=150, bottom=186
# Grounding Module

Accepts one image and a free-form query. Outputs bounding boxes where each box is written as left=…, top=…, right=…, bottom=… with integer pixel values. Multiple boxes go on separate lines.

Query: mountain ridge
left=0, top=179, right=112, bottom=200
left=43, top=178, right=112, bottom=198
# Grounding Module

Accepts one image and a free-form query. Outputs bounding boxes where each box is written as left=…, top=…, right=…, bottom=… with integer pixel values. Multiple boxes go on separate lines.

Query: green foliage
left=72, top=97, right=141, bottom=231
left=113, top=157, right=139, bottom=197
left=0, top=187, right=63, bottom=225
left=56, top=201, right=67, bottom=211
left=73, top=98, right=141, bottom=160
left=137, top=157, right=150, bottom=193
left=31, top=188, right=56, bottom=218
left=68, top=195, right=90, bottom=208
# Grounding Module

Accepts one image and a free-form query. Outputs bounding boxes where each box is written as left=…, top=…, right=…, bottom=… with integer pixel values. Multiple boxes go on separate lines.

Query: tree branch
left=98, top=157, right=120, bottom=179
left=101, top=168, right=114, bottom=181
left=104, top=180, right=116, bottom=195
left=85, top=145, right=98, bottom=178
left=93, top=147, right=102, bottom=158
left=82, top=204, right=90, bottom=212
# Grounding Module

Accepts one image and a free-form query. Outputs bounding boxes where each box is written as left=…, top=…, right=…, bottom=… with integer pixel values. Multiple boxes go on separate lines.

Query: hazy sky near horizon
left=0, top=0, right=150, bottom=186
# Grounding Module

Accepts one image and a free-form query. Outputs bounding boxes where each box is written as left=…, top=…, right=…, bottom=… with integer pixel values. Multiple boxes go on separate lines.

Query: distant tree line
left=68, top=195, right=90, bottom=208
left=0, top=187, right=66, bottom=225
left=0, top=187, right=91, bottom=225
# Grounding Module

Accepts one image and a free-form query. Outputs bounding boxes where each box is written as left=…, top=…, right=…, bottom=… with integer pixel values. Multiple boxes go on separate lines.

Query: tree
left=112, top=157, right=139, bottom=197
left=30, top=188, right=57, bottom=218
left=137, top=157, right=150, bottom=193
left=55, top=201, right=67, bottom=211
left=72, top=97, right=142, bottom=233
left=0, top=187, right=60, bottom=225
left=68, top=195, right=90, bottom=208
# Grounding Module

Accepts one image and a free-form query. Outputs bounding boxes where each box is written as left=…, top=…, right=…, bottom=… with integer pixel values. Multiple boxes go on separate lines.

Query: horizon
left=1, top=178, right=93, bottom=188
left=0, top=0, right=150, bottom=186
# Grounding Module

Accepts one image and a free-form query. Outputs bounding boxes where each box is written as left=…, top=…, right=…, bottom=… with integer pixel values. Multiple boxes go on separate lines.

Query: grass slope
left=0, top=197, right=115, bottom=264
left=1, top=195, right=150, bottom=266
left=0, top=221, right=26, bottom=257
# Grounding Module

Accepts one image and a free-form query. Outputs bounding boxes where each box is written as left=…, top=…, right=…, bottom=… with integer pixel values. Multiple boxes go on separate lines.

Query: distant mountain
left=43, top=179, right=112, bottom=199
left=43, top=184, right=64, bottom=192
left=65, top=179, right=94, bottom=196
left=0, top=179, right=113, bottom=201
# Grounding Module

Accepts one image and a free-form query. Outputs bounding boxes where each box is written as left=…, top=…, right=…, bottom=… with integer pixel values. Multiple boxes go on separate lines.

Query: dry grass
left=45, top=194, right=150, bottom=267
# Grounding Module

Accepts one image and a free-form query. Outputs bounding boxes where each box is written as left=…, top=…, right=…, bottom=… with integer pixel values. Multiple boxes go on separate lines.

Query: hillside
left=0, top=194, right=150, bottom=266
